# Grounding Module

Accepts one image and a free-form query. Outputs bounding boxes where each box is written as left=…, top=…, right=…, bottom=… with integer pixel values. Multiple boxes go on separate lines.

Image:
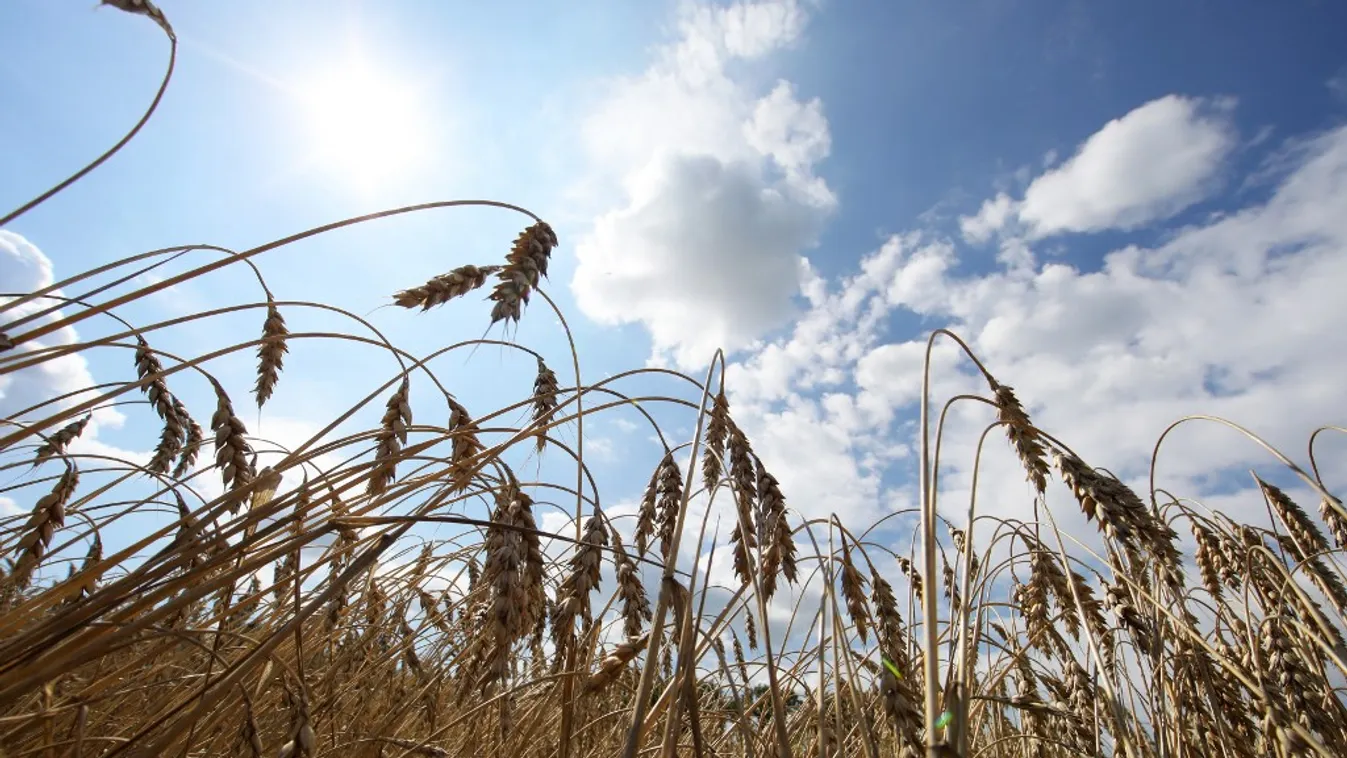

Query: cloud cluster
left=962, top=95, right=1238, bottom=243
left=565, top=5, right=1345, bottom=626
left=571, top=0, right=835, bottom=369
left=731, top=117, right=1347, bottom=544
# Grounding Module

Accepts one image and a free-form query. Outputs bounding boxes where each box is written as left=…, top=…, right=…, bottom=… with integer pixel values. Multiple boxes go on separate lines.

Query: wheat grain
left=551, top=512, right=608, bottom=665
left=134, top=335, right=175, bottom=419
left=655, top=451, right=683, bottom=561
left=702, top=389, right=730, bottom=491
left=1193, top=522, right=1225, bottom=600
left=147, top=399, right=185, bottom=474
left=254, top=298, right=289, bottom=408
left=757, top=460, right=795, bottom=601
left=531, top=357, right=559, bottom=452
left=1319, top=496, right=1347, bottom=550
left=32, top=412, right=90, bottom=464
left=369, top=378, right=411, bottom=496
left=275, top=689, right=316, bottom=758
left=100, top=0, right=172, bottom=35
left=584, top=634, right=650, bottom=695
left=65, top=530, right=103, bottom=602
left=489, top=222, right=557, bottom=324
left=173, top=397, right=203, bottom=478
left=991, top=382, right=1049, bottom=495
left=635, top=461, right=659, bottom=557
left=209, top=379, right=254, bottom=499
left=897, top=556, right=923, bottom=605
left=611, top=529, right=651, bottom=639
left=871, top=573, right=905, bottom=658
left=839, top=535, right=872, bottom=643
left=1260, top=477, right=1330, bottom=555
left=510, top=484, right=547, bottom=641
left=727, top=421, right=758, bottom=585
left=9, top=464, right=79, bottom=587
left=395, top=264, right=502, bottom=310
left=1054, top=450, right=1183, bottom=591
left=447, top=398, right=484, bottom=491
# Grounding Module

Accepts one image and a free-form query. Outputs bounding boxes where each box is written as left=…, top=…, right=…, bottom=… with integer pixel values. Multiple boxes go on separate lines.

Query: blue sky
left=3, top=0, right=1347, bottom=598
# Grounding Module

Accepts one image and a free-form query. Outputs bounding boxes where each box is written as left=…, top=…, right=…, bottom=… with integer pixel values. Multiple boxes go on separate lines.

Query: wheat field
left=3, top=4, right=1346, bottom=758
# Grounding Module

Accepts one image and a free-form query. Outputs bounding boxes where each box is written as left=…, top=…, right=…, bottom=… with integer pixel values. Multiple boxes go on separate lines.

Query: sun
left=294, top=57, right=430, bottom=189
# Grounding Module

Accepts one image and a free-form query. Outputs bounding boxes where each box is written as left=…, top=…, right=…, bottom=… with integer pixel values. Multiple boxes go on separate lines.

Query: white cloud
left=0, top=231, right=125, bottom=437
left=1020, top=95, right=1237, bottom=237
left=702, top=0, right=806, bottom=60
left=575, top=156, right=828, bottom=369
left=744, top=81, right=833, bottom=203
left=1329, top=65, right=1347, bottom=105
left=571, top=0, right=834, bottom=370
left=960, top=192, right=1015, bottom=244
left=584, top=435, right=616, bottom=462
left=959, top=95, right=1238, bottom=242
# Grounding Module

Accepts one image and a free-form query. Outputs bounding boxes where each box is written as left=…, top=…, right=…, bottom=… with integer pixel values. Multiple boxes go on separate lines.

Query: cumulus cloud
left=575, top=156, right=827, bottom=368
left=961, top=95, right=1238, bottom=242
left=571, top=0, right=835, bottom=369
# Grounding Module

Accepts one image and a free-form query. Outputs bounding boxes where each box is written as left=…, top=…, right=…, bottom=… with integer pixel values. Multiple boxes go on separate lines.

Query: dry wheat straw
left=6, top=61, right=1347, bottom=757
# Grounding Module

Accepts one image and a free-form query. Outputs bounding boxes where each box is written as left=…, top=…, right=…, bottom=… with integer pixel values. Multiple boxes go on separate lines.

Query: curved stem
left=1, top=199, right=539, bottom=352
left=0, top=27, right=177, bottom=229
left=621, top=350, right=733, bottom=758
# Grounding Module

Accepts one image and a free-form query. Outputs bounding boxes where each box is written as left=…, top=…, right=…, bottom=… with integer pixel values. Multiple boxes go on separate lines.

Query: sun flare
left=294, top=58, right=429, bottom=188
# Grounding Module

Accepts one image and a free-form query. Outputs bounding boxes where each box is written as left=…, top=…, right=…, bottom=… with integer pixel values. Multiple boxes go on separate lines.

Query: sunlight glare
left=295, top=58, right=430, bottom=189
